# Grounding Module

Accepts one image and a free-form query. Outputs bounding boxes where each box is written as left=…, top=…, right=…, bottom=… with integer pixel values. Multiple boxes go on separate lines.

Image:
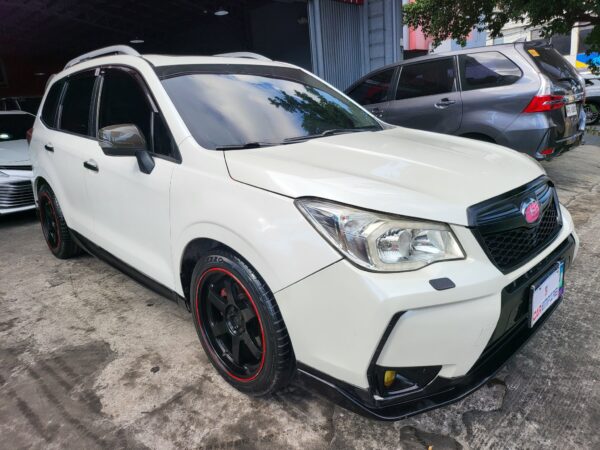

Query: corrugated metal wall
left=309, top=0, right=366, bottom=90
left=308, top=0, right=402, bottom=89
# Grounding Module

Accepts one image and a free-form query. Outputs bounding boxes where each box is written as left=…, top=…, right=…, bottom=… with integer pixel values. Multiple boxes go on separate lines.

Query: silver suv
left=346, top=41, right=585, bottom=160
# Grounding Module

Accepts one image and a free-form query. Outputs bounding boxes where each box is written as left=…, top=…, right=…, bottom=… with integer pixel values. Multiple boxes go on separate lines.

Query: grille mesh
left=479, top=199, right=561, bottom=272
left=0, top=180, right=34, bottom=209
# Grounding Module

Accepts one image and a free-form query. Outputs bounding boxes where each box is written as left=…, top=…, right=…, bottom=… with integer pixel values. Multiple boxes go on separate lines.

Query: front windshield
left=0, top=114, right=34, bottom=141
left=160, top=65, right=381, bottom=149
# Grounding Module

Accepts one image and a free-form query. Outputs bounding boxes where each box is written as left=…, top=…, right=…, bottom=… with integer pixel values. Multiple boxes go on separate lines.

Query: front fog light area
left=295, top=198, right=465, bottom=272
left=375, top=366, right=442, bottom=396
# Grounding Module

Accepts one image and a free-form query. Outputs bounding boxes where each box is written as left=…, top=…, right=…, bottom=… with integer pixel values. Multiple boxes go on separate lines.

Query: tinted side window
left=41, top=81, right=64, bottom=127
left=98, top=69, right=173, bottom=157
left=60, top=75, right=95, bottom=135
left=396, top=59, right=455, bottom=100
left=348, top=68, right=395, bottom=105
left=459, top=52, right=522, bottom=91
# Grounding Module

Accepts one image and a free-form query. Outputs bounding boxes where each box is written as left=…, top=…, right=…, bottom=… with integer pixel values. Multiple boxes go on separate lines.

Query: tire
left=38, top=184, right=80, bottom=259
left=191, top=249, right=294, bottom=396
left=584, top=102, right=600, bottom=126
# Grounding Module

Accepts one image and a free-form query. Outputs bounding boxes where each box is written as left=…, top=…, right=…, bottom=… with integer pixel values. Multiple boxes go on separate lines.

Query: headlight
left=296, top=198, right=465, bottom=272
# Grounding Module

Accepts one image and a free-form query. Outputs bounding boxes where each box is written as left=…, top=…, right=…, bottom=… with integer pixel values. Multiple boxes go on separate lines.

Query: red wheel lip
left=195, top=267, right=266, bottom=383
left=39, top=191, right=61, bottom=251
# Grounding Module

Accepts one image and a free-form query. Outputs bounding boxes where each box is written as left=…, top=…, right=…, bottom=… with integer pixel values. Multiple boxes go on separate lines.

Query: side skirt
left=70, top=230, right=190, bottom=311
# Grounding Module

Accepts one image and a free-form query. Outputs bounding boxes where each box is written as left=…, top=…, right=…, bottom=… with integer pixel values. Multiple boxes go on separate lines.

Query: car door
left=384, top=57, right=462, bottom=134
left=85, top=67, right=177, bottom=289
left=346, top=67, right=397, bottom=120
left=46, top=71, right=98, bottom=238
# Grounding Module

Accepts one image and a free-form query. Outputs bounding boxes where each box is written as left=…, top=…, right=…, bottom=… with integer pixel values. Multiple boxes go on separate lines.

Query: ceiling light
left=33, top=72, right=46, bottom=76
left=130, top=38, right=144, bottom=44
left=214, top=7, right=229, bottom=16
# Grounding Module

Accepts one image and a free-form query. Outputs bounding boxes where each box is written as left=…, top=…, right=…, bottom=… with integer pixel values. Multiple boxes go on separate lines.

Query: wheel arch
left=33, top=176, right=50, bottom=201
left=459, top=132, right=496, bottom=143
left=178, top=235, right=276, bottom=303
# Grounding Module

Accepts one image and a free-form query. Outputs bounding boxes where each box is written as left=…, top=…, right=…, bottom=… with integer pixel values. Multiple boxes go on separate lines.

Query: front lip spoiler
left=296, top=235, right=576, bottom=421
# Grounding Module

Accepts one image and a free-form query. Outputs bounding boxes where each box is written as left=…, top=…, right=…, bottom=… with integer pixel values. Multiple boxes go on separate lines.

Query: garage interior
left=0, top=0, right=313, bottom=98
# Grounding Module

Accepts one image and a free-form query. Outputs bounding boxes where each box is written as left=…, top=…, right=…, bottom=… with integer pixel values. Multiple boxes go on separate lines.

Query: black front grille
left=0, top=180, right=35, bottom=209
left=468, top=177, right=563, bottom=273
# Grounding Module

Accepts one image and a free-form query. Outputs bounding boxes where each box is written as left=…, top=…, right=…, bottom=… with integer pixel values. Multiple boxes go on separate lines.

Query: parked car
left=30, top=46, right=578, bottom=420
left=0, top=96, right=42, bottom=115
left=346, top=41, right=586, bottom=161
left=582, top=74, right=600, bottom=125
left=0, top=110, right=35, bottom=215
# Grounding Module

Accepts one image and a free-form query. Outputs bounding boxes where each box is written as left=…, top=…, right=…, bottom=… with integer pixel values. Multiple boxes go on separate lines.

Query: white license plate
left=565, top=103, right=578, bottom=117
left=530, top=261, right=565, bottom=327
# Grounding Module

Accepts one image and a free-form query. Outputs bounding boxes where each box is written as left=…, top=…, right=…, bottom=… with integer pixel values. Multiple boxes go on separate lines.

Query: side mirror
left=98, top=124, right=155, bottom=174
left=99, top=124, right=147, bottom=155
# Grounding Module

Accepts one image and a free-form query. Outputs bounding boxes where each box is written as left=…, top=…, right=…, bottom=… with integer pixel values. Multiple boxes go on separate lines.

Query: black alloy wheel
left=197, top=268, right=265, bottom=381
left=37, top=184, right=80, bottom=259
left=191, top=249, right=294, bottom=395
left=39, top=191, right=60, bottom=250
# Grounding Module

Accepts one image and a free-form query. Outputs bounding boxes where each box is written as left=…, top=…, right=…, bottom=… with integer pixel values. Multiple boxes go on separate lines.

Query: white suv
left=30, top=46, right=578, bottom=420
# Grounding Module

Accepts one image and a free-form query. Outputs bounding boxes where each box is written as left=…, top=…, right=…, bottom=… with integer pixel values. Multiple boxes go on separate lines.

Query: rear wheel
left=38, top=184, right=80, bottom=259
left=191, top=249, right=294, bottom=396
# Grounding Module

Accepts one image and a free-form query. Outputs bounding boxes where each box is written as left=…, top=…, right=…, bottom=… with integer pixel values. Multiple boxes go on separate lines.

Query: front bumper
left=276, top=205, right=577, bottom=420
left=0, top=169, right=35, bottom=215
left=296, top=235, right=576, bottom=420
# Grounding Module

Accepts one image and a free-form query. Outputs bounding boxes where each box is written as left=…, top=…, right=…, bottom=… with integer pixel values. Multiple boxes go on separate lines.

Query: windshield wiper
left=283, top=126, right=380, bottom=144
left=215, top=142, right=281, bottom=150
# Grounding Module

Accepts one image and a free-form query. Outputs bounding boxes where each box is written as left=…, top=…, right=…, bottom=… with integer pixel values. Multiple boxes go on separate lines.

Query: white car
left=30, top=46, right=578, bottom=420
left=0, top=110, right=36, bottom=215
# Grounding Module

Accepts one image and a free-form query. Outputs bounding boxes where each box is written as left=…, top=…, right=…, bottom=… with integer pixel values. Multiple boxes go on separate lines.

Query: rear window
left=459, top=52, right=522, bottom=91
left=41, top=80, right=64, bottom=127
left=525, top=44, right=580, bottom=83
left=0, top=113, right=35, bottom=141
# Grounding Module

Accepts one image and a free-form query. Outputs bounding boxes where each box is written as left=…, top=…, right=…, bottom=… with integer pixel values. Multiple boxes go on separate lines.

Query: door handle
left=434, top=98, right=456, bottom=109
left=83, top=160, right=99, bottom=172
left=369, top=107, right=384, bottom=118
left=44, top=144, right=54, bottom=152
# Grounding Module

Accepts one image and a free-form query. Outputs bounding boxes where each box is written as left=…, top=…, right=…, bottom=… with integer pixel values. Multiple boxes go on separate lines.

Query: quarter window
left=41, top=80, right=64, bottom=128
left=459, top=52, right=522, bottom=91
left=59, top=75, right=95, bottom=136
left=396, top=59, right=455, bottom=100
left=98, top=69, right=174, bottom=157
left=347, top=68, right=395, bottom=105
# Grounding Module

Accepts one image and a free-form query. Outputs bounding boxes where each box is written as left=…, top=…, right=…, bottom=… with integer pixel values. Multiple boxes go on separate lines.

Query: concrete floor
left=1, top=145, right=599, bottom=450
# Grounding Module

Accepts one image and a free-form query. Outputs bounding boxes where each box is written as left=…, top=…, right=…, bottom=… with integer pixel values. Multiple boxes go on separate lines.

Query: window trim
left=457, top=51, right=523, bottom=92
left=56, top=69, right=98, bottom=140
left=393, top=57, right=458, bottom=101
left=94, top=65, right=182, bottom=164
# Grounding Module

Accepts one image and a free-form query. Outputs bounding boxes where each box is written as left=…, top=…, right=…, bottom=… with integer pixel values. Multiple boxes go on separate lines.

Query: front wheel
left=191, top=249, right=294, bottom=396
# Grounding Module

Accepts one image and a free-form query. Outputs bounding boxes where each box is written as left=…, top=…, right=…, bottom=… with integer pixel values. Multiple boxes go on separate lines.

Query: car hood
left=224, top=127, right=544, bottom=225
left=0, top=139, right=30, bottom=166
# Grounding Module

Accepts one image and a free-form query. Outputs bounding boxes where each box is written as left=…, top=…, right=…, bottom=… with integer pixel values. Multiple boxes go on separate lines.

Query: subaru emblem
left=521, top=198, right=540, bottom=224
